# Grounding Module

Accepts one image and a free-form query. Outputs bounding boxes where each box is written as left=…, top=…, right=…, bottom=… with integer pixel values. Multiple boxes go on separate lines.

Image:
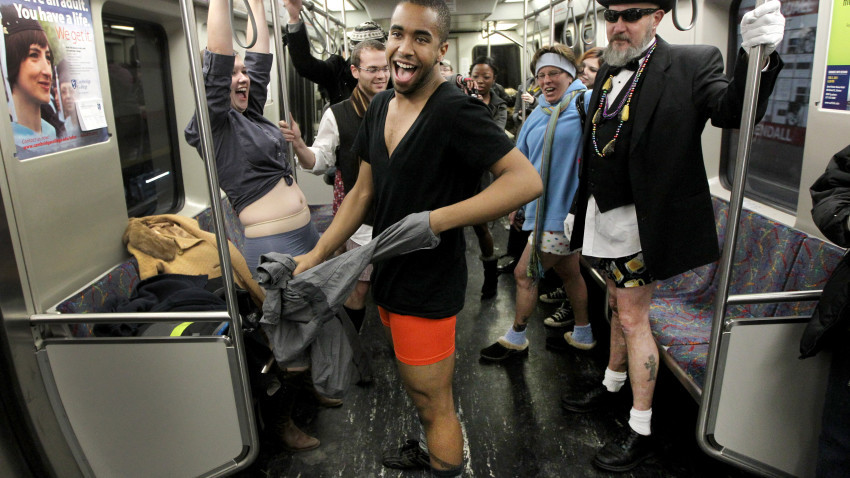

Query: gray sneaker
left=543, top=303, right=574, bottom=328
left=539, top=287, right=567, bottom=304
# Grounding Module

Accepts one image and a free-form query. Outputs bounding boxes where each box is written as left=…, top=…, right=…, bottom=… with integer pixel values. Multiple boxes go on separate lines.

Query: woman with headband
left=481, top=44, right=596, bottom=362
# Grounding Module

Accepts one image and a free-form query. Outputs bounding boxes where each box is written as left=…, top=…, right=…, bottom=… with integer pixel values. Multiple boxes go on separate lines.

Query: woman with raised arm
left=184, top=0, right=325, bottom=452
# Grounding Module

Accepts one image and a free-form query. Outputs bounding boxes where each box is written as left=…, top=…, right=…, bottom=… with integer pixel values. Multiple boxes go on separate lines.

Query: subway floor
left=234, top=224, right=754, bottom=478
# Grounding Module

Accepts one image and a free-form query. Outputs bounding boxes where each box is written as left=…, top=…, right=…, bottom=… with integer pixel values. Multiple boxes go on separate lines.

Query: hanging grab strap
left=672, top=0, right=698, bottom=31
left=582, top=0, right=597, bottom=46
left=561, top=0, right=581, bottom=49
left=227, top=0, right=258, bottom=49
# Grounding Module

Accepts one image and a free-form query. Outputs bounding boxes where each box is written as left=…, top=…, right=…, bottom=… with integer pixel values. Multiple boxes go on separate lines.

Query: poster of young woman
left=1, top=0, right=107, bottom=160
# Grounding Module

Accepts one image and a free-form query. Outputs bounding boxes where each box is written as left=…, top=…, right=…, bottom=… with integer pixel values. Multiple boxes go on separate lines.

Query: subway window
left=103, top=17, right=183, bottom=217
left=471, top=44, right=522, bottom=93
left=722, top=0, right=818, bottom=213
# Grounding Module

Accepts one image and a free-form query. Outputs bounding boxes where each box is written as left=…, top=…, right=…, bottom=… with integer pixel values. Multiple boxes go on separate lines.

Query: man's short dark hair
left=402, top=0, right=451, bottom=43
left=351, top=39, right=386, bottom=68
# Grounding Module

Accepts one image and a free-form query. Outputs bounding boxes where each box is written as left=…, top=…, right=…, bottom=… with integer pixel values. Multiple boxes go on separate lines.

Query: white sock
left=418, top=421, right=429, bottom=454
left=629, top=407, right=652, bottom=436
left=602, top=368, right=627, bottom=393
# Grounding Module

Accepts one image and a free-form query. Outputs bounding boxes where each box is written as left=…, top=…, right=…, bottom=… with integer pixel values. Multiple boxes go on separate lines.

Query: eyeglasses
left=603, top=8, right=660, bottom=23
left=535, top=70, right=566, bottom=81
left=356, top=66, right=390, bottom=74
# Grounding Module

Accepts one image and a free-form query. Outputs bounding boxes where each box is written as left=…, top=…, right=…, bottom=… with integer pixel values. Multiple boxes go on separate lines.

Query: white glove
left=741, top=0, right=785, bottom=56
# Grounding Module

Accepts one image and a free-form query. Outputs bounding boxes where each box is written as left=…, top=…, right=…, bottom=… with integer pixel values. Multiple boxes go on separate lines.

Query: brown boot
left=279, top=419, right=320, bottom=452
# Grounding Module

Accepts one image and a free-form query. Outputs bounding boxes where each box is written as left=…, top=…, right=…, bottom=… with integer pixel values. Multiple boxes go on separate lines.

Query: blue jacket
left=516, top=79, right=590, bottom=232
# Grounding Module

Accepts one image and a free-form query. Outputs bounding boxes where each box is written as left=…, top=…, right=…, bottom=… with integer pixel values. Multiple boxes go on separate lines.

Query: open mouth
left=393, top=60, right=418, bottom=84
left=235, top=86, right=248, bottom=101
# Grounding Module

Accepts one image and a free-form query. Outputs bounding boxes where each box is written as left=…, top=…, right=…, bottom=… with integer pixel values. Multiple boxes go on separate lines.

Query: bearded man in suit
left=561, top=0, right=786, bottom=471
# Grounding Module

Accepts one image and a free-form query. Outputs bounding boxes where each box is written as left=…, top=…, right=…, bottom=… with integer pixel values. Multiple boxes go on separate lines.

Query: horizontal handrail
left=303, top=0, right=344, bottom=28
left=524, top=0, right=568, bottom=20
left=481, top=29, right=523, bottom=48
left=31, top=311, right=231, bottom=325
left=726, top=290, right=823, bottom=305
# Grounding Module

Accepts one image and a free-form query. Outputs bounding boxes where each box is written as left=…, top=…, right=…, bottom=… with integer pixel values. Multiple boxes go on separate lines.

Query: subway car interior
left=0, top=0, right=848, bottom=476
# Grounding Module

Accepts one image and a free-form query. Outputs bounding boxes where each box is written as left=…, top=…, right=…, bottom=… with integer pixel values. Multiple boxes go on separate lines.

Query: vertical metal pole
left=177, top=0, right=258, bottom=461
left=341, top=0, right=348, bottom=58
left=522, top=0, right=528, bottom=122
left=698, top=0, right=768, bottom=446
left=323, top=0, right=331, bottom=53
left=549, top=0, right=555, bottom=46
left=487, top=22, right=496, bottom=56
left=270, top=0, right=297, bottom=177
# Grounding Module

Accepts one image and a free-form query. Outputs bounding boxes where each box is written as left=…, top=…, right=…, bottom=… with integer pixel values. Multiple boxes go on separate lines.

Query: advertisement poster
left=822, top=0, right=850, bottom=111
left=1, top=0, right=107, bottom=160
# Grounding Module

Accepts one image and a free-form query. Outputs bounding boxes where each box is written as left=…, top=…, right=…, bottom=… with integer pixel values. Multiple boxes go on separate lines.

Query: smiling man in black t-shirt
left=293, top=1, right=542, bottom=475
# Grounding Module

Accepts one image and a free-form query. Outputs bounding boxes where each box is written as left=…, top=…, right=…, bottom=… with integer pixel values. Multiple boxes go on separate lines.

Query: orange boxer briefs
left=378, top=307, right=456, bottom=365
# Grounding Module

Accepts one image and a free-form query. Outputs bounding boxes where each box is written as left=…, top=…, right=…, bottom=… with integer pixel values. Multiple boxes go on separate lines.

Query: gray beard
left=603, top=31, right=655, bottom=67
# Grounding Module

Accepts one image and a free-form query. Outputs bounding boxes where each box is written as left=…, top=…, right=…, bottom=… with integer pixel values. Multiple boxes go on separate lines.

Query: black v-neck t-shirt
left=353, top=82, right=515, bottom=318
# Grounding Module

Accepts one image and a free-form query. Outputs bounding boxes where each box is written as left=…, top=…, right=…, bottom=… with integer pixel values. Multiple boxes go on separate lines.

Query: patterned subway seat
left=654, top=197, right=728, bottom=298
left=774, top=237, right=844, bottom=317
left=649, top=197, right=843, bottom=392
left=54, top=200, right=335, bottom=337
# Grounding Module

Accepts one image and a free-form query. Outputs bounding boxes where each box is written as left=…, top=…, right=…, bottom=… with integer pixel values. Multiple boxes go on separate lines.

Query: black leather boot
left=592, top=428, right=655, bottom=471
left=481, top=257, right=498, bottom=299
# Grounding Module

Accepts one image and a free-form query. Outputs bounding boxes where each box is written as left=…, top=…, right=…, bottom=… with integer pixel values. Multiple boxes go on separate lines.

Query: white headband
left=535, top=52, right=577, bottom=79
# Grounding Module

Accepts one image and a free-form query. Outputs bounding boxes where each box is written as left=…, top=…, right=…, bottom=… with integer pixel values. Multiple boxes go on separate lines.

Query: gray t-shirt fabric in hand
left=255, top=211, right=439, bottom=397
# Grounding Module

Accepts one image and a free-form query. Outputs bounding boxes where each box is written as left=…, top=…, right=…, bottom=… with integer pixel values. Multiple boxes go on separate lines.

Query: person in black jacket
left=284, top=0, right=387, bottom=105
left=560, top=0, right=785, bottom=471
left=805, top=144, right=850, bottom=478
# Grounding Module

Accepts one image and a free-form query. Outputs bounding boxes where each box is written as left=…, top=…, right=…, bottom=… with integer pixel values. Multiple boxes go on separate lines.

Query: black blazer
left=572, top=37, right=783, bottom=279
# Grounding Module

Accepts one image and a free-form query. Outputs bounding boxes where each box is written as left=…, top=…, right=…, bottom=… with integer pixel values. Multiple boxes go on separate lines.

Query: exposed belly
left=239, top=178, right=310, bottom=237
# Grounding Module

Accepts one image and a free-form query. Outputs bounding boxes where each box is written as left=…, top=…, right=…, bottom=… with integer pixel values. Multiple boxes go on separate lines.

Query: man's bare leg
left=591, top=281, right=657, bottom=471
left=606, top=278, right=629, bottom=375
left=610, top=282, right=656, bottom=411
left=397, top=355, right=463, bottom=471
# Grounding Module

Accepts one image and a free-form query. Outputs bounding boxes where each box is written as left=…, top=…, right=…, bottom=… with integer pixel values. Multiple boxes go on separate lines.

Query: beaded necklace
left=591, top=42, right=657, bottom=157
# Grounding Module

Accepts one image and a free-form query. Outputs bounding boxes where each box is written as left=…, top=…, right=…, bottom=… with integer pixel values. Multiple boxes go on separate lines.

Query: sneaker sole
left=543, top=318, right=574, bottom=328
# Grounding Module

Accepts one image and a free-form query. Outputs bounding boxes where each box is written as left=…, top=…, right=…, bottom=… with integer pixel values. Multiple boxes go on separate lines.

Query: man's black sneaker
left=382, top=439, right=430, bottom=469
left=543, top=303, right=575, bottom=328
left=539, top=287, right=567, bottom=303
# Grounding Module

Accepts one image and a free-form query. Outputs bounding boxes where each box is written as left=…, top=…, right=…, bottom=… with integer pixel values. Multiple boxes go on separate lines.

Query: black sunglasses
left=603, top=8, right=660, bottom=23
